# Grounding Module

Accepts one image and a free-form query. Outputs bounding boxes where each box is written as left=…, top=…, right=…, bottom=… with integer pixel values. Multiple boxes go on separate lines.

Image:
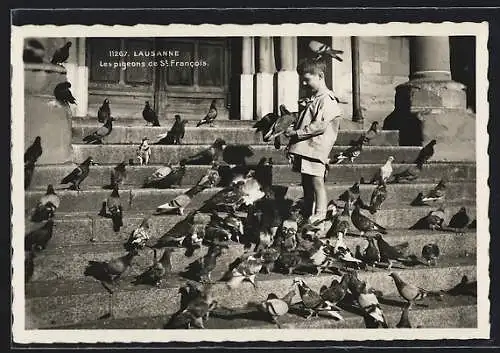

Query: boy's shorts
left=291, top=154, right=326, bottom=177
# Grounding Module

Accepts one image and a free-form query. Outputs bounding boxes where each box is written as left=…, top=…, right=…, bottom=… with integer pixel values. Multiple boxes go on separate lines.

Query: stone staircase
left=24, top=117, right=477, bottom=330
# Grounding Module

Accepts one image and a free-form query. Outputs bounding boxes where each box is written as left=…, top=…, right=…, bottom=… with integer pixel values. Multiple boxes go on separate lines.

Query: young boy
left=285, top=58, right=342, bottom=228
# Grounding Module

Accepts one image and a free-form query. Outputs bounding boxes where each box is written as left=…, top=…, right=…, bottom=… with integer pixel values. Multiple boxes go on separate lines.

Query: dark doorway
left=450, top=36, right=476, bottom=112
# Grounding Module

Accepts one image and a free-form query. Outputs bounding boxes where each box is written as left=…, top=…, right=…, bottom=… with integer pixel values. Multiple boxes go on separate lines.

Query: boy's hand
left=284, top=127, right=297, bottom=138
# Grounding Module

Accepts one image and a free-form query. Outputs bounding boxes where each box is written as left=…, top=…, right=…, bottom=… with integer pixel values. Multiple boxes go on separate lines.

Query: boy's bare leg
left=311, top=175, right=328, bottom=220
left=301, top=173, right=314, bottom=220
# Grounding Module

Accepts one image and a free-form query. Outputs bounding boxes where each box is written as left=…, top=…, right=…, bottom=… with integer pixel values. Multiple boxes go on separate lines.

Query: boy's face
left=301, top=71, right=324, bottom=93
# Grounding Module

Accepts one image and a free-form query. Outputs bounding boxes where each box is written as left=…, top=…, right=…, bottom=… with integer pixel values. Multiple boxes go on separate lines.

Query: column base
left=240, top=73, right=254, bottom=120
left=277, top=70, right=299, bottom=113
left=255, top=72, right=274, bottom=118
left=398, top=79, right=467, bottom=111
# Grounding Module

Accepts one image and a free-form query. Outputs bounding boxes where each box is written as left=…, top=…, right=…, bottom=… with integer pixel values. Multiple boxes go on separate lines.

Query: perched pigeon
left=50, top=41, right=72, bottom=65
left=446, top=275, right=477, bottom=297
left=86, top=250, right=139, bottom=289
left=143, top=163, right=186, bottom=189
left=356, top=280, right=388, bottom=328
left=25, top=136, right=42, bottom=166
left=448, top=207, right=470, bottom=230
left=25, top=219, right=55, bottom=252
left=97, top=98, right=111, bottom=123
left=197, top=99, right=218, bottom=127
left=103, top=185, right=123, bottom=233
left=136, top=137, right=152, bottom=165
left=133, top=248, right=174, bottom=286
left=253, top=112, right=279, bottom=139
left=125, top=217, right=152, bottom=251
left=367, top=182, right=387, bottom=214
left=331, top=134, right=366, bottom=164
left=180, top=138, right=226, bottom=165
left=396, top=304, right=412, bottom=328
left=262, top=105, right=298, bottom=147
left=374, top=233, right=409, bottom=270
left=110, top=161, right=127, bottom=189
left=250, top=289, right=296, bottom=328
left=361, top=237, right=381, bottom=269
left=369, top=156, right=394, bottom=184
left=83, top=117, right=114, bottom=144
left=293, top=278, right=344, bottom=321
left=156, top=114, right=187, bottom=145
left=364, top=121, right=380, bottom=143
left=31, top=184, right=60, bottom=222
left=184, top=243, right=228, bottom=283
left=308, top=40, right=344, bottom=62
left=414, top=139, right=437, bottom=165
left=328, top=201, right=350, bottom=239
left=409, top=207, right=445, bottom=230
left=196, top=162, right=222, bottom=189
left=411, top=179, right=447, bottom=205
left=389, top=272, right=428, bottom=308
left=320, top=275, right=350, bottom=311
left=351, top=201, right=387, bottom=236
left=389, top=163, right=423, bottom=184
left=155, top=185, right=205, bottom=216
left=142, top=101, right=160, bottom=126
left=421, top=243, right=440, bottom=266
left=54, top=82, right=76, bottom=105
left=338, top=182, right=360, bottom=208
left=224, top=253, right=263, bottom=290
left=60, top=156, right=96, bottom=191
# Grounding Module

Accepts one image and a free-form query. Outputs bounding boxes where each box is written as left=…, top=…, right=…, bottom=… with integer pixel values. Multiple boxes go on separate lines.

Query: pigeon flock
left=24, top=40, right=476, bottom=330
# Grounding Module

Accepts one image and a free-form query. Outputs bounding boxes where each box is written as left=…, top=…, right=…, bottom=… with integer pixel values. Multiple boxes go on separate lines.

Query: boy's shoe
left=307, top=214, right=327, bottom=234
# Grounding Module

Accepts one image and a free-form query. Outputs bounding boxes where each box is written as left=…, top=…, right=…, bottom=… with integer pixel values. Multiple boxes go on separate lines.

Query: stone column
left=62, top=38, right=89, bottom=118
left=240, top=37, right=254, bottom=120
left=255, top=37, right=275, bottom=118
left=394, top=36, right=475, bottom=161
left=277, top=36, right=299, bottom=113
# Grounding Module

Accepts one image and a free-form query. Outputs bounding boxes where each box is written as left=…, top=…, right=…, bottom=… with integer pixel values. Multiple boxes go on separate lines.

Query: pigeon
left=263, top=104, right=297, bottom=143
left=197, top=99, right=218, bottom=127
left=389, top=163, right=423, bottom=184
left=369, top=156, right=394, bottom=184
left=276, top=219, right=299, bottom=252
left=251, top=289, right=296, bottom=328
left=446, top=275, right=477, bottom=297
left=110, top=161, right=127, bottom=189
left=25, top=136, right=42, bottom=166
left=421, top=243, right=440, bottom=266
left=155, top=114, right=187, bottom=145
left=389, top=272, right=428, bottom=308
left=319, top=275, right=350, bottom=310
left=308, top=40, right=344, bottom=62
left=180, top=138, right=226, bottom=165
left=206, top=211, right=245, bottom=244
left=356, top=280, right=389, bottom=328
left=60, top=157, right=96, bottom=191
left=50, top=41, right=72, bottom=64
left=196, top=162, right=222, bottom=189
left=364, top=121, right=380, bottom=143
left=338, top=182, right=360, bottom=208
left=25, top=219, right=55, bottom=252
left=31, top=184, right=60, bottom=222
left=224, top=253, right=263, bottom=289
left=331, top=135, right=366, bottom=164
left=142, top=101, right=160, bottom=126
left=293, top=278, right=344, bottom=321
left=448, top=207, right=470, bottom=230
left=154, top=185, right=204, bottom=216
left=102, top=185, right=123, bottom=233
left=412, top=179, right=447, bottom=205
left=143, top=163, right=186, bottom=189
left=374, top=233, right=409, bottom=270
left=351, top=202, right=387, bottom=236
left=97, top=98, right=111, bottom=123
left=25, top=250, right=35, bottom=282
left=362, top=236, right=381, bottom=269
left=367, top=182, right=387, bottom=214
left=414, top=139, right=437, bottom=165
left=396, top=304, right=412, bottom=328
left=136, top=137, right=152, bottom=165
left=91, top=250, right=139, bottom=287
left=125, top=217, right=152, bottom=251
left=253, top=112, right=279, bottom=139
left=327, top=201, right=350, bottom=239
left=54, top=82, right=76, bottom=105
left=409, top=207, right=445, bottom=230
left=83, top=117, right=114, bottom=144
left=23, top=39, right=45, bottom=63
left=133, top=248, right=174, bottom=286
left=184, top=243, right=228, bottom=283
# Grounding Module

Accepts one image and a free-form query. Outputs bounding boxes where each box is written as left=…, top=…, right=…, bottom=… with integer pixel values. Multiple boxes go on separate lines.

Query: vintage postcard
left=11, top=21, right=490, bottom=343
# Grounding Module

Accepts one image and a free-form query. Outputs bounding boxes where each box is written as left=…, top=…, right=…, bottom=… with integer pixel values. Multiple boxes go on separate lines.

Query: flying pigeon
left=142, top=101, right=160, bottom=126
left=54, top=82, right=76, bottom=105
left=308, top=40, right=344, bottom=62
left=31, top=184, right=60, bottom=222
left=82, top=117, right=114, bottom=144
left=97, top=98, right=111, bottom=123
left=197, top=99, right=218, bottom=127
left=50, top=41, right=72, bottom=65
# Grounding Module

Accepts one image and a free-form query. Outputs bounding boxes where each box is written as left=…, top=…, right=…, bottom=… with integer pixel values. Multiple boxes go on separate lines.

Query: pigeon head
left=34, top=136, right=41, bottom=144
left=174, top=114, right=181, bottom=122
left=213, top=138, right=227, bottom=149
left=372, top=121, right=379, bottom=128
left=429, top=139, right=437, bottom=145
left=63, top=81, right=72, bottom=88
left=267, top=293, right=279, bottom=300
left=373, top=233, right=383, bottom=240
left=65, top=42, right=72, bottom=48
left=459, top=207, right=467, bottom=213
left=387, top=156, right=395, bottom=163
left=292, top=278, right=304, bottom=286
left=46, top=184, right=55, bottom=194
left=351, top=182, right=360, bottom=192
left=145, top=101, right=150, bottom=107
left=279, top=104, right=291, bottom=116
left=103, top=98, right=109, bottom=105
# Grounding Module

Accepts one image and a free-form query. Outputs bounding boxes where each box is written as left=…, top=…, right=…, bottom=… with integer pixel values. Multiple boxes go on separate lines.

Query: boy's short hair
left=297, top=58, right=327, bottom=76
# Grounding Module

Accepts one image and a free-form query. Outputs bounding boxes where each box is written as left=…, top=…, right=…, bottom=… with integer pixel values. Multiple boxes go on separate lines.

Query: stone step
left=27, top=230, right=477, bottom=282
left=72, top=125, right=400, bottom=146
left=25, top=202, right=477, bottom=247
left=52, top=294, right=477, bottom=329
left=26, top=163, right=476, bottom=190
left=25, top=182, right=476, bottom=214
left=25, top=256, right=476, bottom=328
left=72, top=145, right=425, bottom=165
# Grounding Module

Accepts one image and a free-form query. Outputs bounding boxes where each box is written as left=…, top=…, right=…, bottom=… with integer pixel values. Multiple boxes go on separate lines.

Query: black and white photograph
left=11, top=21, right=489, bottom=343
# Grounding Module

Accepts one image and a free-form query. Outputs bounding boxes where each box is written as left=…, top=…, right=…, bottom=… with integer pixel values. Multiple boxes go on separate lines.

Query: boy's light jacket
left=288, top=89, right=343, bottom=164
